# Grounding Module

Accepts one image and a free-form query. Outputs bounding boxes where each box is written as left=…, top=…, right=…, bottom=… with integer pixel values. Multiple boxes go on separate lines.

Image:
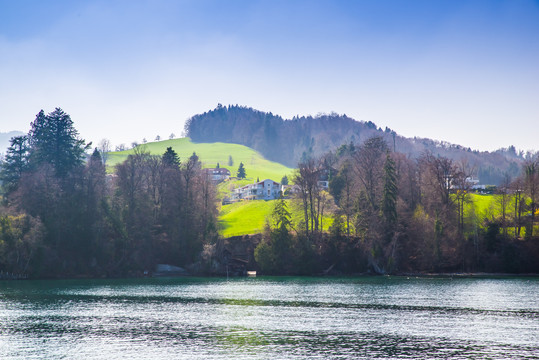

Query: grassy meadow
left=467, top=193, right=497, bottom=219
left=107, top=137, right=294, bottom=182
left=218, top=200, right=274, bottom=237
left=218, top=198, right=334, bottom=238
left=466, top=193, right=539, bottom=238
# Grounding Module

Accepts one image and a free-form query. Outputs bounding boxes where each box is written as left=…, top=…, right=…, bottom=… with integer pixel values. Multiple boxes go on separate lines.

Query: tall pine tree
left=28, top=108, right=89, bottom=177
left=162, top=147, right=180, bottom=168
left=0, top=135, right=30, bottom=194
left=237, top=162, right=246, bottom=179
left=381, top=152, right=398, bottom=240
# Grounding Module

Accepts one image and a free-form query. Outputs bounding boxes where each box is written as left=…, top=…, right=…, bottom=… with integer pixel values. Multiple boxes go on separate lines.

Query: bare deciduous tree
left=98, top=138, right=111, bottom=165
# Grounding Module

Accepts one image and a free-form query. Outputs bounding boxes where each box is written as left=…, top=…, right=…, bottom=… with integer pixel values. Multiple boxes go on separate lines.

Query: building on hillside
left=317, top=180, right=329, bottom=190
left=232, top=179, right=281, bottom=201
left=317, top=167, right=332, bottom=191
left=205, top=168, right=231, bottom=183
left=281, top=184, right=301, bottom=197
left=450, top=176, right=480, bottom=190
left=467, top=177, right=480, bottom=188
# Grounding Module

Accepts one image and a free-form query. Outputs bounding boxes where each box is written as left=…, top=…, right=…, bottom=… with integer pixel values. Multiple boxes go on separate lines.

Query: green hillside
left=107, top=137, right=294, bottom=182
left=218, top=199, right=334, bottom=238
left=219, top=200, right=274, bottom=237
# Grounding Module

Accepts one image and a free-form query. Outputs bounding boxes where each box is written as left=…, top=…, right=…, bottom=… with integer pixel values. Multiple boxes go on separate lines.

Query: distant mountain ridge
left=185, top=105, right=524, bottom=185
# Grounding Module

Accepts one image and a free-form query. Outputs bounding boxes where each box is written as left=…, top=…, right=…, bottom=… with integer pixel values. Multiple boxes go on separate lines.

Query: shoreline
left=2, top=272, right=538, bottom=281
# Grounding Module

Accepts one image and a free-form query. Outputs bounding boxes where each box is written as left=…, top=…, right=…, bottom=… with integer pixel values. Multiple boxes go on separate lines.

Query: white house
left=232, top=179, right=281, bottom=201
left=204, top=168, right=231, bottom=183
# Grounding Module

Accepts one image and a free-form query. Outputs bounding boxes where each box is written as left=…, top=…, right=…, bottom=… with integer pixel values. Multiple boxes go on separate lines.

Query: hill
left=185, top=105, right=524, bottom=184
left=107, top=137, right=294, bottom=182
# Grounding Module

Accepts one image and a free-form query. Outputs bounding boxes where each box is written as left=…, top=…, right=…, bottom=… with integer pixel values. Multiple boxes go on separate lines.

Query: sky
left=1, top=0, right=538, bottom=152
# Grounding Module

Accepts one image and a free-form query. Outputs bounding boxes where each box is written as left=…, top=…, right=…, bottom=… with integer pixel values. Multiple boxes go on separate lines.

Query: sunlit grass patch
left=107, top=137, right=293, bottom=182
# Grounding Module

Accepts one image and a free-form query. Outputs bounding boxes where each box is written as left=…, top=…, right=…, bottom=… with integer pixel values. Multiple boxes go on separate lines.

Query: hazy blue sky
left=1, top=0, right=538, bottom=151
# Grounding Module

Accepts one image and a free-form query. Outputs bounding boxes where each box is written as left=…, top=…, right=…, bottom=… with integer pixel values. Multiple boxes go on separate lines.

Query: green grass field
left=218, top=198, right=334, bottom=238
left=468, top=193, right=497, bottom=219
left=107, top=137, right=294, bottom=182
left=467, top=193, right=538, bottom=237
left=219, top=200, right=274, bottom=237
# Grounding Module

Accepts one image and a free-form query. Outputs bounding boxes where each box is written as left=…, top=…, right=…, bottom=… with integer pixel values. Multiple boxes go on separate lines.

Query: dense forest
left=254, top=138, right=539, bottom=275
left=185, top=105, right=523, bottom=184
left=0, top=108, right=218, bottom=278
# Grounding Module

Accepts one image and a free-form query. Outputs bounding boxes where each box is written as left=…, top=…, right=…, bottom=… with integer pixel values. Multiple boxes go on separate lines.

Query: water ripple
left=1, top=277, right=537, bottom=359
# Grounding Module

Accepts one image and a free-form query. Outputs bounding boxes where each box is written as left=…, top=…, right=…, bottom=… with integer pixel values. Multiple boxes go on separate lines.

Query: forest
left=0, top=108, right=538, bottom=278
left=186, top=104, right=523, bottom=185
left=0, top=109, right=218, bottom=278
left=254, top=138, right=539, bottom=275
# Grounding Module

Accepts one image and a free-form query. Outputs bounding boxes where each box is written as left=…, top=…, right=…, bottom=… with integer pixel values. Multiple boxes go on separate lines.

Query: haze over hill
left=186, top=105, right=525, bottom=184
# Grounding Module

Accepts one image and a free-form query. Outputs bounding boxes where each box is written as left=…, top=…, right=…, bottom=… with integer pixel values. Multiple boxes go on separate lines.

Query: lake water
left=0, top=276, right=537, bottom=359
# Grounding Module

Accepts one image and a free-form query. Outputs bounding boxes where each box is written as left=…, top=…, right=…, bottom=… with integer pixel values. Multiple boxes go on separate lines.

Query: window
left=268, top=189, right=270, bottom=196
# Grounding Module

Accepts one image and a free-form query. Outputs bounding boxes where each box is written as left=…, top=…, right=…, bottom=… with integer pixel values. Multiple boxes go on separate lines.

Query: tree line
left=1, top=108, right=537, bottom=278
left=255, top=137, right=539, bottom=275
left=185, top=104, right=522, bottom=184
left=0, top=108, right=218, bottom=278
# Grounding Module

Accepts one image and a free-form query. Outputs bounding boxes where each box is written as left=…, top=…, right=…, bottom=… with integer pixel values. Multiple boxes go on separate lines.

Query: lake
left=0, top=276, right=537, bottom=359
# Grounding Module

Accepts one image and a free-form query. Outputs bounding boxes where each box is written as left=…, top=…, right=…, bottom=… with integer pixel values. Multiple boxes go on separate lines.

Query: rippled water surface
left=0, top=276, right=537, bottom=359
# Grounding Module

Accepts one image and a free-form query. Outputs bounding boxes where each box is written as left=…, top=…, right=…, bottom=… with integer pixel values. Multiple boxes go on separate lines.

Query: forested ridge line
left=185, top=104, right=524, bottom=185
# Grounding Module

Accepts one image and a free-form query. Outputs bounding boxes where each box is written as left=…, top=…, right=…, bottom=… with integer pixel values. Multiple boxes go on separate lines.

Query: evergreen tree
left=524, top=158, right=539, bottom=238
left=91, top=147, right=102, bottom=163
left=272, top=195, right=292, bottom=231
left=84, top=146, right=108, bottom=271
left=381, top=152, right=398, bottom=236
left=228, top=155, right=234, bottom=166
left=281, top=175, right=289, bottom=185
left=28, top=108, right=88, bottom=176
left=162, top=147, right=180, bottom=168
left=380, top=152, right=398, bottom=272
left=0, top=135, right=30, bottom=194
left=270, top=196, right=293, bottom=272
left=329, top=212, right=345, bottom=240
left=237, top=162, right=246, bottom=179
left=255, top=195, right=293, bottom=274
